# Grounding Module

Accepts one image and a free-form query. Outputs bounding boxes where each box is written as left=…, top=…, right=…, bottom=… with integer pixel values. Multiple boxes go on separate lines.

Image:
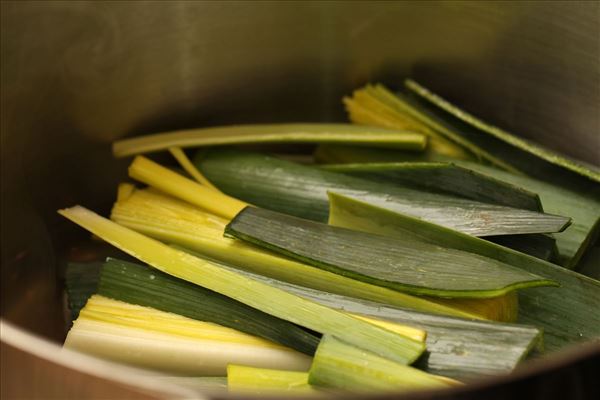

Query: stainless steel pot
left=1, top=1, right=599, bottom=399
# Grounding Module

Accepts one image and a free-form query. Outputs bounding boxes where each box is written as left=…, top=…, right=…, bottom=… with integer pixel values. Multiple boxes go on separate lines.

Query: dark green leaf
left=225, top=206, right=557, bottom=298
left=196, top=149, right=570, bottom=237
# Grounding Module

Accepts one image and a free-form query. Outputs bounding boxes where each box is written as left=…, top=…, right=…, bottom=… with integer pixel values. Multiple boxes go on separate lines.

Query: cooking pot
left=1, top=1, right=598, bottom=399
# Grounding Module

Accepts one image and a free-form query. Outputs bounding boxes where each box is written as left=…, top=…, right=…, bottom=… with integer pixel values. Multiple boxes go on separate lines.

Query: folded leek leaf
left=227, top=365, right=317, bottom=396
left=112, top=123, right=427, bottom=157
left=65, top=262, right=102, bottom=320
left=199, top=259, right=541, bottom=381
left=322, top=162, right=541, bottom=211
left=308, top=336, right=454, bottom=392
left=59, top=206, right=425, bottom=365
left=111, top=185, right=514, bottom=321
left=313, top=147, right=599, bottom=269
left=65, top=295, right=311, bottom=375
left=327, top=193, right=600, bottom=351
left=225, top=206, right=557, bottom=298
left=99, top=258, right=320, bottom=355
left=405, top=79, right=600, bottom=184
left=195, top=149, right=570, bottom=236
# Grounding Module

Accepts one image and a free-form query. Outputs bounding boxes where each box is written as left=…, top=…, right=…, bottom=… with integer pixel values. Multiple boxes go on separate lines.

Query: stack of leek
left=325, top=80, right=600, bottom=269
left=60, top=206, right=426, bottom=365
left=55, top=86, right=600, bottom=394
left=64, top=257, right=542, bottom=381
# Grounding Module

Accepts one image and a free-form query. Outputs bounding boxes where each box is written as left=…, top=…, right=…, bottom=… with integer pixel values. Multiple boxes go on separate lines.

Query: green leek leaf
left=225, top=206, right=558, bottom=298
left=308, top=336, right=454, bottom=392
left=195, top=149, right=570, bottom=236
left=112, top=123, right=427, bottom=157
left=99, top=258, right=320, bottom=355
left=322, top=161, right=541, bottom=212
left=405, top=79, right=600, bottom=183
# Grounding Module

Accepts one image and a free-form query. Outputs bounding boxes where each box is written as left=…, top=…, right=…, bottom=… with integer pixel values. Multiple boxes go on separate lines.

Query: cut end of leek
left=65, top=295, right=311, bottom=375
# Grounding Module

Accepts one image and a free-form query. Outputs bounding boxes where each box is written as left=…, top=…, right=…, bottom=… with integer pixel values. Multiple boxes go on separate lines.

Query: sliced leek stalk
left=58, top=206, right=425, bottom=365
left=308, top=336, right=456, bottom=392
left=110, top=186, right=518, bottom=321
left=227, top=365, right=317, bottom=396
left=99, top=258, right=320, bottom=355
left=194, top=149, right=571, bottom=236
left=65, top=295, right=311, bottom=375
left=225, top=206, right=558, bottom=298
left=322, top=161, right=542, bottom=211
left=113, top=123, right=427, bottom=157
left=128, top=155, right=247, bottom=219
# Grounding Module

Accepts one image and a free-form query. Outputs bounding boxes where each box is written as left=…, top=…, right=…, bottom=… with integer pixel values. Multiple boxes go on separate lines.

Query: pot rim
left=2, top=317, right=599, bottom=399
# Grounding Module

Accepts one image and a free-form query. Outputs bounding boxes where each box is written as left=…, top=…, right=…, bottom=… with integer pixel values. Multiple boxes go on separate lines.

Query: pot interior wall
left=1, top=1, right=599, bottom=342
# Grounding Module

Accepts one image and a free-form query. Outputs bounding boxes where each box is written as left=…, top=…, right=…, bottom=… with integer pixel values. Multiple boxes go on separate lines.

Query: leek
left=322, top=161, right=559, bottom=261
left=192, top=258, right=542, bottom=381
left=225, top=206, right=558, bottom=298
left=99, top=258, right=320, bottom=355
left=227, top=365, right=317, bottom=395
left=128, top=155, right=247, bottom=219
left=168, top=147, right=221, bottom=191
left=344, top=87, right=470, bottom=160
left=327, top=193, right=600, bottom=351
left=58, top=206, right=425, bottom=365
left=322, top=161, right=542, bottom=212
left=313, top=148, right=599, bottom=269
left=308, top=336, right=455, bottom=392
left=345, top=84, right=516, bottom=171
left=65, top=295, right=311, bottom=375
left=194, top=149, right=571, bottom=236
left=112, top=123, right=427, bottom=157
left=65, top=262, right=102, bottom=320
left=110, top=186, right=517, bottom=321
left=405, top=79, right=600, bottom=183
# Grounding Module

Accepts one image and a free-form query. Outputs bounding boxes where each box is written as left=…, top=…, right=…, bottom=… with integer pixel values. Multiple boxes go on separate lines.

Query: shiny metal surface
left=1, top=1, right=599, bottom=398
